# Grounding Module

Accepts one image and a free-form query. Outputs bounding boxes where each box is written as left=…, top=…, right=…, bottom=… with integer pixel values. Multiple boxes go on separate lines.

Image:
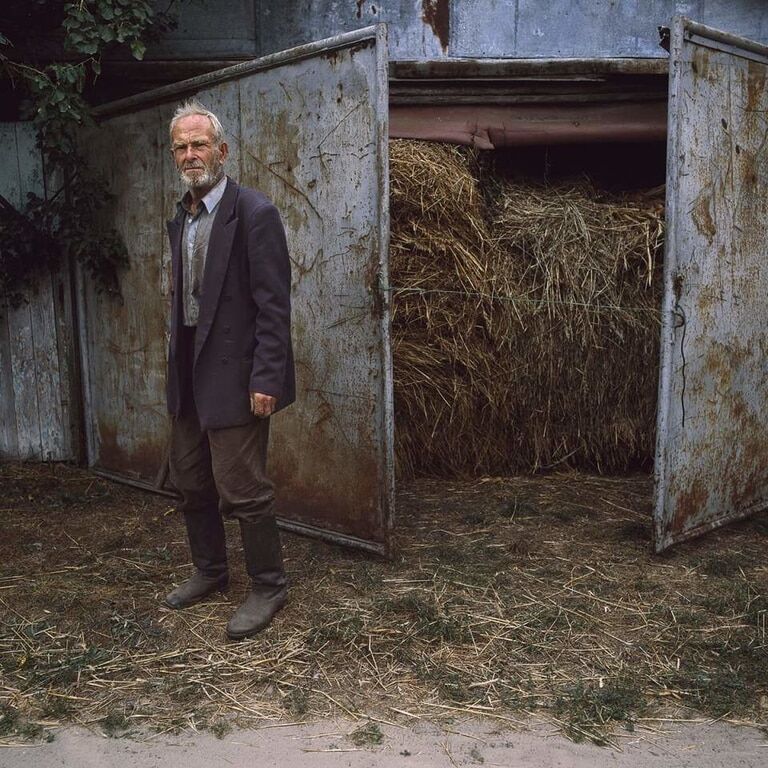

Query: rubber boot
left=164, top=507, right=229, bottom=609
left=226, top=516, right=287, bottom=640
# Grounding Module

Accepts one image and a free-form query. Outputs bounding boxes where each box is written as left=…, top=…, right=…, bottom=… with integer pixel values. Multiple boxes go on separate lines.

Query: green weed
left=348, top=721, right=383, bottom=747
left=552, top=677, right=644, bottom=745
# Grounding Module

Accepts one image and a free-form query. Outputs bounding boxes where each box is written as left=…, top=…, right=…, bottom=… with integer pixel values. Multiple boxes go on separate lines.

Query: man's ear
left=219, top=141, right=229, bottom=162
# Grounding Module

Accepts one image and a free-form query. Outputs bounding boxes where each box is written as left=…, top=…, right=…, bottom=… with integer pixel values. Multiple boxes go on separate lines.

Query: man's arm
left=246, top=202, right=291, bottom=416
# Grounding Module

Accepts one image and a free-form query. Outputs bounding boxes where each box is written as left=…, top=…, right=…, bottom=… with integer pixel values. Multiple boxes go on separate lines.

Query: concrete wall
left=146, top=0, right=768, bottom=61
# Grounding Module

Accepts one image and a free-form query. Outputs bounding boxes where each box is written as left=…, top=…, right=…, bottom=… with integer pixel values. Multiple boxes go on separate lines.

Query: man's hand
left=250, top=392, right=276, bottom=418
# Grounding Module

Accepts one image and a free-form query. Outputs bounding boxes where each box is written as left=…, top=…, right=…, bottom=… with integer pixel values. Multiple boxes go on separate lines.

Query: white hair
left=169, top=99, right=225, bottom=145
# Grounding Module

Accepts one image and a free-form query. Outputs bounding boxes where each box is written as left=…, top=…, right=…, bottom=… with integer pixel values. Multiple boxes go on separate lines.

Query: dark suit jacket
left=166, top=177, right=295, bottom=429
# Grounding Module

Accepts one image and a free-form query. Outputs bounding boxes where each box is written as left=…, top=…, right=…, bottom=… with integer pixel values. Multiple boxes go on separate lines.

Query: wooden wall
left=0, top=123, right=79, bottom=461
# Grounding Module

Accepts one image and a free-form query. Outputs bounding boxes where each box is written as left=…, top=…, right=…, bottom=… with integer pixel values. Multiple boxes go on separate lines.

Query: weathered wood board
left=0, top=123, right=77, bottom=462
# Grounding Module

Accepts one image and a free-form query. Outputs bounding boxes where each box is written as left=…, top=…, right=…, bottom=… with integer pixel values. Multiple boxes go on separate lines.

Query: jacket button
left=221, top=357, right=229, bottom=365
left=223, top=326, right=231, bottom=334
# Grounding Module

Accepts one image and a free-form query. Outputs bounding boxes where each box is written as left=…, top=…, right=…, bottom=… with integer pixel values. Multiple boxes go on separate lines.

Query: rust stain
left=271, top=438, right=384, bottom=541
left=322, top=49, right=342, bottom=66
left=691, top=47, right=712, bottom=81
left=691, top=192, right=716, bottom=242
left=98, top=422, right=165, bottom=482
left=745, top=60, right=767, bottom=113
left=422, top=0, right=449, bottom=52
left=349, top=38, right=375, bottom=56
left=670, top=479, right=709, bottom=534
left=729, top=434, right=768, bottom=510
left=730, top=392, right=747, bottom=422
left=242, top=109, right=304, bottom=234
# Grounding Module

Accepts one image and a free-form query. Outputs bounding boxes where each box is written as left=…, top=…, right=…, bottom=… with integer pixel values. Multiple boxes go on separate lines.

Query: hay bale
left=389, top=140, right=665, bottom=477
left=490, top=182, right=664, bottom=473
left=389, top=140, right=502, bottom=477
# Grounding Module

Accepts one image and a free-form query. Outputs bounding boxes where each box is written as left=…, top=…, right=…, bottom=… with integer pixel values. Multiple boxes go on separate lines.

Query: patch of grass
left=0, top=705, right=20, bottom=737
left=701, top=552, right=746, bottom=578
left=108, top=612, right=166, bottom=649
left=348, top=721, right=383, bottom=747
left=415, top=661, right=474, bottom=703
left=39, top=696, right=74, bottom=719
left=306, top=612, right=364, bottom=648
left=27, top=646, right=114, bottom=687
left=132, top=546, right=172, bottom=564
left=282, top=687, right=309, bottom=717
left=696, top=580, right=767, bottom=622
left=209, top=719, right=232, bottom=739
left=684, top=669, right=750, bottom=717
left=0, top=705, right=51, bottom=742
left=350, top=561, right=383, bottom=592
left=100, top=711, right=130, bottom=738
left=552, top=677, right=644, bottom=745
left=164, top=680, right=203, bottom=706
left=378, top=593, right=472, bottom=643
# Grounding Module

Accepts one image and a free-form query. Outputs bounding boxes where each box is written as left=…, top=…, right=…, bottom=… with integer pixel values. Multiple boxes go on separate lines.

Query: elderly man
left=163, top=100, right=295, bottom=640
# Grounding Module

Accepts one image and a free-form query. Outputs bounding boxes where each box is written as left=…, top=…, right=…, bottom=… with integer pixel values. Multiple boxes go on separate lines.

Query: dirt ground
left=1, top=462, right=767, bottom=753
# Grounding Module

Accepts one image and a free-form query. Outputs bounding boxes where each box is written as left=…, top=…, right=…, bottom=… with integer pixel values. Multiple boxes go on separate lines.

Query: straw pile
left=389, top=140, right=665, bottom=477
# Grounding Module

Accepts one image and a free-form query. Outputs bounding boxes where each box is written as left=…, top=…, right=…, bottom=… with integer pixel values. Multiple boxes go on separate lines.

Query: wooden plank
left=0, top=306, right=19, bottom=458
left=8, top=300, right=41, bottom=459
left=3, top=122, right=40, bottom=459
left=29, top=270, right=66, bottom=459
left=0, top=124, right=21, bottom=458
left=52, top=254, right=81, bottom=461
left=15, top=124, right=67, bottom=461
left=47, top=162, right=79, bottom=461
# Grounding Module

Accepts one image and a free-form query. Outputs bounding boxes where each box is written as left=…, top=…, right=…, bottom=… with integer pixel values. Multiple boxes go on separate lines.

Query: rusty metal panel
left=83, top=26, right=393, bottom=554
left=654, top=17, right=768, bottom=551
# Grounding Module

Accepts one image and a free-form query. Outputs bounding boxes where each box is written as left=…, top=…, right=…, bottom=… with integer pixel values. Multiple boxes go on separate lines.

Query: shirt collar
left=179, top=175, right=228, bottom=217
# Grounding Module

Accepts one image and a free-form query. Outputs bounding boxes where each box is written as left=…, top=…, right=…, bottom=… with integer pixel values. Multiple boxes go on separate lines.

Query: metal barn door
left=654, top=18, right=768, bottom=551
left=81, top=25, right=394, bottom=554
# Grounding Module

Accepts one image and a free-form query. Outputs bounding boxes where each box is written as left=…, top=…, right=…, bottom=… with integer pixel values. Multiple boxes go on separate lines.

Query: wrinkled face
left=171, top=114, right=228, bottom=191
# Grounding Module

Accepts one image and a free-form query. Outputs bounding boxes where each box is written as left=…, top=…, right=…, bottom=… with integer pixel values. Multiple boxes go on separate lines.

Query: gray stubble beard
left=179, top=151, right=225, bottom=191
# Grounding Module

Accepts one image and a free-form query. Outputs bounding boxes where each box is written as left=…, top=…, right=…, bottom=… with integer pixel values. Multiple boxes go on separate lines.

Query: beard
left=178, top=151, right=224, bottom=190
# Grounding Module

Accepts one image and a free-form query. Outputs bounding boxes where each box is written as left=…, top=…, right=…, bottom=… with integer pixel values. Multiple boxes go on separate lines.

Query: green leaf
left=130, top=40, right=146, bottom=60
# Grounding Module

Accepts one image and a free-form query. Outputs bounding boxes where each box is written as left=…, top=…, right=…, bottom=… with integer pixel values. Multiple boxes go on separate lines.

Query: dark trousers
left=168, top=327, right=275, bottom=576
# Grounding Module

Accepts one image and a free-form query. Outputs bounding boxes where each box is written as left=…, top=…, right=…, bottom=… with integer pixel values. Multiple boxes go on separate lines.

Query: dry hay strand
left=389, top=138, right=665, bottom=477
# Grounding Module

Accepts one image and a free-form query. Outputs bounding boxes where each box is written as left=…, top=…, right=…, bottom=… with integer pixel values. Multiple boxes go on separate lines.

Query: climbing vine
left=0, top=1, right=178, bottom=306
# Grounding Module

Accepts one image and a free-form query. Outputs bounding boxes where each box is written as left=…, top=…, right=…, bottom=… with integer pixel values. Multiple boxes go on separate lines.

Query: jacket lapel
left=195, top=177, right=239, bottom=356
left=166, top=213, right=184, bottom=340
